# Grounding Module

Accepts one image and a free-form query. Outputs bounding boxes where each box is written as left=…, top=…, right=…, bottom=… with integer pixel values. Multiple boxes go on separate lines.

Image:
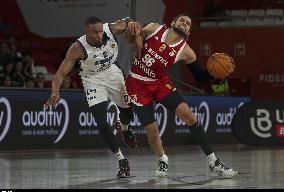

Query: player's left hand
left=43, top=92, right=60, bottom=109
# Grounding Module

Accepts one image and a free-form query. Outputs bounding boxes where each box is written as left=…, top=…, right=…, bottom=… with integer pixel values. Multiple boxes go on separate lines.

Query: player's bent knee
left=175, top=104, right=197, bottom=125
left=118, top=106, right=133, bottom=125
left=186, top=115, right=197, bottom=125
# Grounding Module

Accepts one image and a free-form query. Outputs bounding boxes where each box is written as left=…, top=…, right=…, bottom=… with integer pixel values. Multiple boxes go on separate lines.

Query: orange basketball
left=207, top=53, right=235, bottom=79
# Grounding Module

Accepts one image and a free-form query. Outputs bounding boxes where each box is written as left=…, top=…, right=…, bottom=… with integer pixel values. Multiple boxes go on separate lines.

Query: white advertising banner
left=17, top=0, right=132, bottom=38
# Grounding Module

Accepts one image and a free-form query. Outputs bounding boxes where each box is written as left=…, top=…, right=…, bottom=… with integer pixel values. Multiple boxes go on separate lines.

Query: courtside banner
left=167, top=96, right=251, bottom=145
left=0, top=89, right=109, bottom=150
left=0, top=89, right=250, bottom=150
left=232, top=101, right=284, bottom=146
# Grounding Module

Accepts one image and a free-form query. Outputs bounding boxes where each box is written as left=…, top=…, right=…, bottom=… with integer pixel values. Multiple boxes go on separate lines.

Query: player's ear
left=171, top=21, right=175, bottom=28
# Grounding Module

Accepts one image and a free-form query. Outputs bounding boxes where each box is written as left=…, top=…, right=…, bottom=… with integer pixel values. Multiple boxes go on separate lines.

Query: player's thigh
left=82, top=80, right=108, bottom=107
left=107, top=74, right=130, bottom=108
left=125, top=76, right=153, bottom=106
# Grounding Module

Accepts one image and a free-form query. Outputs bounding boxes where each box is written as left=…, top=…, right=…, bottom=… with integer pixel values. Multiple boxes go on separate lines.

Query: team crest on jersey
left=166, top=83, right=173, bottom=90
left=159, top=44, right=167, bottom=52
left=111, top=44, right=116, bottom=49
left=169, top=49, right=177, bottom=57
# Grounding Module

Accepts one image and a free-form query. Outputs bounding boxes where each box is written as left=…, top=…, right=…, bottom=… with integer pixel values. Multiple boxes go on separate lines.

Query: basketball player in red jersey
left=125, top=14, right=238, bottom=178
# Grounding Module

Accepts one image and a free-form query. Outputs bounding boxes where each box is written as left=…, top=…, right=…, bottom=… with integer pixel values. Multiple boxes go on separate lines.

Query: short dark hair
left=84, top=16, right=103, bottom=26
left=172, top=13, right=191, bottom=23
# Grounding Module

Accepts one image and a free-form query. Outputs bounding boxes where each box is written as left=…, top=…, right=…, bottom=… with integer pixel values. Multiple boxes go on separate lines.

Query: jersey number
left=142, top=54, right=155, bottom=67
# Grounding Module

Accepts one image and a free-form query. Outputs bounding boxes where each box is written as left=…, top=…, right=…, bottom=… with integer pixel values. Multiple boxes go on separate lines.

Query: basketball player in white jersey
left=44, top=16, right=140, bottom=177
left=125, top=14, right=238, bottom=178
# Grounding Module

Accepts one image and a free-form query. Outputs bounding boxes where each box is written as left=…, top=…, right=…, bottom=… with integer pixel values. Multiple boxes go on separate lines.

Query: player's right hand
left=43, top=92, right=60, bottom=108
left=127, top=21, right=141, bottom=35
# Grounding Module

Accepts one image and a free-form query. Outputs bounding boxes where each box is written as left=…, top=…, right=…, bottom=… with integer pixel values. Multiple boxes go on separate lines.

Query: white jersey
left=76, top=23, right=129, bottom=108
left=76, top=23, right=118, bottom=76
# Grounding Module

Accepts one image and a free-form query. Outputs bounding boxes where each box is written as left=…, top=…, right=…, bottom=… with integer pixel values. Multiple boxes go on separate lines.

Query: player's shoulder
left=180, top=44, right=196, bottom=63
left=70, top=41, right=83, bottom=52
left=183, top=44, right=195, bottom=54
left=144, top=23, right=161, bottom=31
left=66, top=41, right=85, bottom=59
left=142, top=23, right=163, bottom=38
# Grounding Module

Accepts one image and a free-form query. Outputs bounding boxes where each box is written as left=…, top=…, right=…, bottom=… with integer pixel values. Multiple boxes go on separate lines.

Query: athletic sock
left=159, top=153, right=169, bottom=163
left=115, top=149, right=125, bottom=161
left=120, top=123, right=128, bottom=131
left=207, top=152, right=218, bottom=166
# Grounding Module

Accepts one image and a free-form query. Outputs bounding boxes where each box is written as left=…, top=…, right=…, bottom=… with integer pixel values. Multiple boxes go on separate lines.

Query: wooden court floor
left=0, top=144, right=283, bottom=189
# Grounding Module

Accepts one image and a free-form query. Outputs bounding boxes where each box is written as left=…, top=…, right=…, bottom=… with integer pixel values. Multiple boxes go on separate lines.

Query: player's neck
left=166, top=30, right=184, bottom=44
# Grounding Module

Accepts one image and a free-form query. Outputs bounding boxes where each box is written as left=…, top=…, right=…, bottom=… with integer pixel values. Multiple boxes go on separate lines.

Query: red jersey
left=130, top=25, right=187, bottom=80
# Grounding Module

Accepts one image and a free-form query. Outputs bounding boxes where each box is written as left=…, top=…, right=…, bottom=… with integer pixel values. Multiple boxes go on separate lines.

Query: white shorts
left=81, top=65, right=130, bottom=108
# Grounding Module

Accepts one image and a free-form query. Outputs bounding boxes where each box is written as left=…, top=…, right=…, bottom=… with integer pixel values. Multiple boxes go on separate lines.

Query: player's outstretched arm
left=44, top=42, right=83, bottom=108
left=125, top=22, right=161, bottom=45
left=125, top=23, right=161, bottom=59
left=110, top=17, right=141, bottom=36
left=181, top=45, right=214, bottom=82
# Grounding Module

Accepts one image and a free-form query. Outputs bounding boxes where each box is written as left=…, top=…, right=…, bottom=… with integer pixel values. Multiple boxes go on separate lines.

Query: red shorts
left=125, top=75, right=176, bottom=106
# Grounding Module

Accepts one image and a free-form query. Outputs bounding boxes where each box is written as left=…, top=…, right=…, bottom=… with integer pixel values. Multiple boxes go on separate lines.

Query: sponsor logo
left=250, top=109, right=273, bottom=138
left=130, top=103, right=168, bottom=137
left=78, top=112, right=99, bottom=135
left=155, top=104, right=167, bottom=137
left=215, top=102, right=244, bottom=133
left=165, top=83, right=172, bottom=90
left=259, top=74, right=284, bottom=84
left=107, top=101, right=120, bottom=135
left=233, top=101, right=284, bottom=145
left=21, top=99, right=69, bottom=143
left=159, top=44, right=167, bottom=52
left=175, top=101, right=209, bottom=133
left=169, top=49, right=176, bottom=57
left=276, top=124, right=284, bottom=138
left=250, top=108, right=284, bottom=138
left=79, top=112, right=97, bottom=127
left=78, top=101, right=135, bottom=136
left=216, top=107, right=237, bottom=126
left=94, top=54, right=114, bottom=65
left=0, top=98, right=12, bottom=142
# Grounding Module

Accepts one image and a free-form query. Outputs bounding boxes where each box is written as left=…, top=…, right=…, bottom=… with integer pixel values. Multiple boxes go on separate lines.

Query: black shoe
left=117, top=158, right=130, bottom=177
left=115, top=120, right=138, bottom=148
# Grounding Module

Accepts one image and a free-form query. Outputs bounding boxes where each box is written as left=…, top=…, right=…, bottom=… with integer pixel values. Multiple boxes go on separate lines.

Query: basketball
left=207, top=53, right=235, bottom=79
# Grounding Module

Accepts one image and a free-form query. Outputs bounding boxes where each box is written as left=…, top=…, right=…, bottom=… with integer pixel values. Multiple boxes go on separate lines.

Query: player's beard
left=173, top=26, right=188, bottom=38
